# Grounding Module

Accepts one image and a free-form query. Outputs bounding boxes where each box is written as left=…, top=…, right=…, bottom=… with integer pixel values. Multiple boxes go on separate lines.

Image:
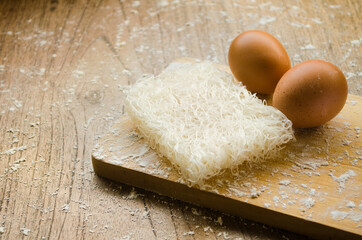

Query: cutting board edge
left=92, top=155, right=361, bottom=240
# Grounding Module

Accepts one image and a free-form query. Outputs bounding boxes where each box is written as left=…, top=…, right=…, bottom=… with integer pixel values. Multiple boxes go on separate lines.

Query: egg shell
left=273, top=59, right=348, bottom=128
left=228, top=30, right=291, bottom=94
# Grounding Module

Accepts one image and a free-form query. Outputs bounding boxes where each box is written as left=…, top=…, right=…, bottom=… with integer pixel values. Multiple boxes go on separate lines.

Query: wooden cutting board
left=92, top=59, right=361, bottom=239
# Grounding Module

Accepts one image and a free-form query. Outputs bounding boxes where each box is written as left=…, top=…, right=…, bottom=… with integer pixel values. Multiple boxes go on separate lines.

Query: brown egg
left=228, top=30, right=291, bottom=94
left=273, top=60, right=348, bottom=128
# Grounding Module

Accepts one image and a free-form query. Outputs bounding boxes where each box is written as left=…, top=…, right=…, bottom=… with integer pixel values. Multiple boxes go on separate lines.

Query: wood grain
left=0, top=0, right=360, bottom=239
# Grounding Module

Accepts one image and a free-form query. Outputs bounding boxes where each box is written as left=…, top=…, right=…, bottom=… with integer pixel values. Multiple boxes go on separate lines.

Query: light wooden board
left=92, top=60, right=362, bottom=239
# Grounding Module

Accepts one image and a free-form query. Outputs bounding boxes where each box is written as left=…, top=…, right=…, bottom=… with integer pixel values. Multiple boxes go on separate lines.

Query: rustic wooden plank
left=0, top=0, right=360, bottom=239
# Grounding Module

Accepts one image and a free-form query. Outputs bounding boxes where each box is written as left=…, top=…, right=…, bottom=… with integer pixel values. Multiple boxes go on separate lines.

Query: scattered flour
left=309, top=188, right=316, bottom=196
left=72, top=70, right=85, bottom=78
left=8, top=157, right=26, bottom=173
left=351, top=39, right=362, bottom=46
left=273, top=196, right=280, bottom=206
left=300, top=198, right=315, bottom=210
left=292, top=158, right=329, bottom=171
left=250, top=187, right=261, bottom=198
left=345, top=72, right=357, bottom=80
left=14, top=100, right=22, bottom=108
left=258, top=16, right=276, bottom=25
left=310, top=18, right=323, bottom=24
left=229, top=188, right=247, bottom=197
left=0, top=146, right=27, bottom=155
left=125, top=188, right=139, bottom=200
left=331, top=210, right=362, bottom=222
left=219, top=232, right=231, bottom=239
left=346, top=201, right=356, bottom=208
left=331, top=210, right=349, bottom=220
left=157, top=0, right=169, bottom=8
left=92, top=145, right=106, bottom=160
left=300, top=44, right=316, bottom=50
left=279, top=191, right=288, bottom=199
left=20, top=228, right=31, bottom=236
left=62, top=204, right=70, bottom=212
left=279, top=180, right=291, bottom=186
left=289, top=22, right=311, bottom=28
left=264, top=203, right=271, bottom=208
left=348, top=212, right=362, bottom=222
left=183, top=231, right=195, bottom=236
left=131, top=1, right=140, bottom=7
left=330, top=170, right=357, bottom=193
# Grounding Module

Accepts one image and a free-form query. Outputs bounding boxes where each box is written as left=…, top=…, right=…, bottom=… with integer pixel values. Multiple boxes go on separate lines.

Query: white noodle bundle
left=125, top=62, right=294, bottom=185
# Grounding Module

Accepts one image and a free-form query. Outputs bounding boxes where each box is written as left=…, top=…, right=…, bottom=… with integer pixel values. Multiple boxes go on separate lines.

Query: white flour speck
left=183, top=231, right=195, bottom=236
left=258, top=16, right=276, bottom=25
left=289, top=22, right=311, bottom=28
left=309, top=188, right=316, bottom=196
left=72, top=70, right=85, bottom=78
left=132, top=1, right=140, bottom=7
left=9, top=157, right=26, bottom=173
left=331, top=210, right=349, bottom=220
left=92, top=145, right=106, bottom=160
left=350, top=100, right=357, bottom=106
left=20, top=228, right=31, bottom=236
left=157, top=0, right=169, bottom=7
left=331, top=170, right=357, bottom=192
left=62, top=204, right=70, bottom=212
left=351, top=39, right=362, bottom=46
left=126, top=188, right=139, bottom=200
left=273, top=196, right=280, bottom=206
left=279, top=180, right=291, bottom=186
left=300, top=198, right=315, bottom=210
left=346, top=201, right=356, bottom=208
left=332, top=210, right=362, bottom=222
left=345, top=72, right=356, bottom=80
left=250, top=187, right=261, bottom=198
left=310, top=18, right=323, bottom=24
left=1, top=146, right=27, bottom=155
left=14, top=100, right=22, bottom=108
left=264, top=203, right=271, bottom=208
left=300, top=44, right=316, bottom=50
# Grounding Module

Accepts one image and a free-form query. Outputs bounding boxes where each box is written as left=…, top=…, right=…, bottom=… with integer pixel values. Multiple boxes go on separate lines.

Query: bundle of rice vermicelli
left=124, top=62, right=294, bottom=185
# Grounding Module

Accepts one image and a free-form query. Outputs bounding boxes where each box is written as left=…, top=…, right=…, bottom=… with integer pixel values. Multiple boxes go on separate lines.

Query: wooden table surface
left=0, top=0, right=360, bottom=239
